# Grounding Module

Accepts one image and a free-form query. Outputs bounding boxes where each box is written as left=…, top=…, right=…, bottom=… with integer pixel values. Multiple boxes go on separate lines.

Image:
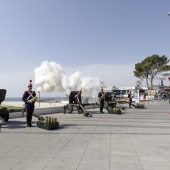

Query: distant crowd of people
left=154, top=92, right=170, bottom=102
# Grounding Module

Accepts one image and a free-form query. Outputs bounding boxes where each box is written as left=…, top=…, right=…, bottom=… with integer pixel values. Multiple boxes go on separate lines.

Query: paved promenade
left=1, top=100, right=170, bottom=170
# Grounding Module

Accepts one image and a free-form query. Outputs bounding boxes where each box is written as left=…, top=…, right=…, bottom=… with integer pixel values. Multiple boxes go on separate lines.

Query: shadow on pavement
left=0, top=120, right=36, bottom=129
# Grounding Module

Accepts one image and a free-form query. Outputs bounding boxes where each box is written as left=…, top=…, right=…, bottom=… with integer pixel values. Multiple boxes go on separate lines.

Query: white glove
left=28, top=100, right=32, bottom=103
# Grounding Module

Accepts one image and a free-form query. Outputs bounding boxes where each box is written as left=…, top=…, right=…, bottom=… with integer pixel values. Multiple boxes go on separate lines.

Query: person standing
left=74, top=89, right=91, bottom=117
left=163, top=92, right=167, bottom=101
left=98, top=87, right=105, bottom=113
left=75, top=90, right=82, bottom=104
left=128, top=91, right=131, bottom=98
left=129, top=96, right=132, bottom=108
left=22, top=81, right=36, bottom=127
left=111, top=92, right=117, bottom=108
left=143, top=92, right=146, bottom=101
left=154, top=92, right=157, bottom=100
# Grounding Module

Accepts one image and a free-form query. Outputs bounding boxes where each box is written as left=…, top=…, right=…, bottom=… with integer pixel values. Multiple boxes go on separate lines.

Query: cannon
left=103, top=92, right=125, bottom=113
left=0, top=89, right=9, bottom=122
left=63, top=91, right=96, bottom=117
left=0, top=89, right=25, bottom=122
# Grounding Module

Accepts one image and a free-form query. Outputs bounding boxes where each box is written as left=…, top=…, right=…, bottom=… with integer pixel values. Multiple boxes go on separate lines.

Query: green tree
left=136, top=80, right=142, bottom=87
left=134, top=54, right=170, bottom=89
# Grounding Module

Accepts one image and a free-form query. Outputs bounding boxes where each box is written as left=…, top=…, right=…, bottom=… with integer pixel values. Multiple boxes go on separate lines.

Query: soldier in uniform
left=74, top=89, right=92, bottom=117
left=129, top=96, right=132, bottom=108
left=98, top=87, right=105, bottom=113
left=22, top=81, right=36, bottom=127
left=111, top=92, right=117, bottom=108
left=75, top=90, right=82, bottom=104
left=74, top=90, right=82, bottom=111
left=128, top=91, right=131, bottom=98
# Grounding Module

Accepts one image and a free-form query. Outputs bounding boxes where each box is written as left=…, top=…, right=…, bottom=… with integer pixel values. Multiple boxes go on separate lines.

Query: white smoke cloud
left=2, top=63, right=170, bottom=97
left=34, top=61, right=103, bottom=95
left=62, top=71, right=82, bottom=91
left=34, top=61, right=64, bottom=92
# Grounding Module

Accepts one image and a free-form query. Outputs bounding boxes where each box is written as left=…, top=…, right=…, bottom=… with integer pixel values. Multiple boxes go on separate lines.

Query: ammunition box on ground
left=37, top=121, right=59, bottom=130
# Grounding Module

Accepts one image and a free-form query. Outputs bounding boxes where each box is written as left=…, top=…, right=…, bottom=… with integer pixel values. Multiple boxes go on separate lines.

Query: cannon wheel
left=66, top=104, right=73, bottom=113
left=1, top=112, right=9, bottom=122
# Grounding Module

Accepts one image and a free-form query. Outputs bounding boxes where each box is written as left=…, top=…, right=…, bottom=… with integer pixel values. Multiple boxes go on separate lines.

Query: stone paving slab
left=1, top=100, right=170, bottom=169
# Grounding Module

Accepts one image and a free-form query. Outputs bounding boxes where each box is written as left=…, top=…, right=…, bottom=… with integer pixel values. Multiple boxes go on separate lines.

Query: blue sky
left=0, top=0, right=170, bottom=97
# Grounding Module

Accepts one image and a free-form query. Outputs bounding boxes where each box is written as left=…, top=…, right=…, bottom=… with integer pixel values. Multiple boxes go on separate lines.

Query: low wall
left=9, top=105, right=98, bottom=119
left=9, top=106, right=64, bottom=119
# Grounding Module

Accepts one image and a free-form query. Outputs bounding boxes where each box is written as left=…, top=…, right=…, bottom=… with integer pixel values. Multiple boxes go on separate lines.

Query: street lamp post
left=135, top=85, right=141, bottom=104
left=167, top=12, right=170, bottom=16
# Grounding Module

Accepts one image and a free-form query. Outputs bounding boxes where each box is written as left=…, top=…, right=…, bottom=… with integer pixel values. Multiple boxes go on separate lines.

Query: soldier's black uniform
left=129, top=97, right=132, bottom=108
left=75, top=91, right=82, bottom=104
left=98, top=91, right=105, bottom=113
left=22, top=90, right=36, bottom=127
